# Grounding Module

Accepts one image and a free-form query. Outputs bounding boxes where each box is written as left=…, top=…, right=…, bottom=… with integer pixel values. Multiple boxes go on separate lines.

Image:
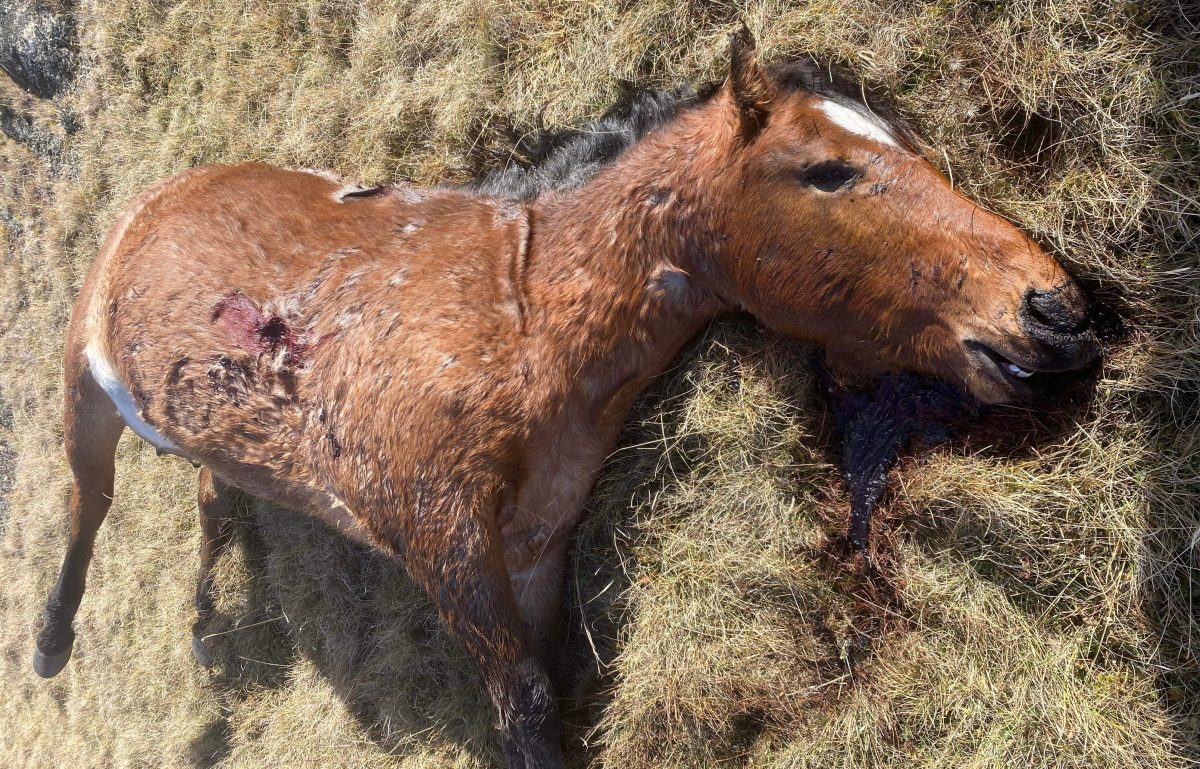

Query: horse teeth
left=1006, top=363, right=1033, bottom=378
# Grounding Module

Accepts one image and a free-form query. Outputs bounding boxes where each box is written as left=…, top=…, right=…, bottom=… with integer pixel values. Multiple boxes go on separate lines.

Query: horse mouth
left=965, top=340, right=1045, bottom=398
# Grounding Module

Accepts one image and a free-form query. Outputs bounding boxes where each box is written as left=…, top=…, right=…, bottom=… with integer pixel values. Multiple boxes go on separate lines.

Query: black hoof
left=33, top=644, right=73, bottom=678
left=191, top=634, right=214, bottom=668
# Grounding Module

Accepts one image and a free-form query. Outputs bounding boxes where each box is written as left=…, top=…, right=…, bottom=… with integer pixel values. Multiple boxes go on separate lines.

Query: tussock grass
left=1, top=1, right=1197, bottom=767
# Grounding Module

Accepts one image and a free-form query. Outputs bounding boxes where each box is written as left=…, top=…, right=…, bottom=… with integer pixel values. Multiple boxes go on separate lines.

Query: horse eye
left=799, top=161, right=860, bottom=192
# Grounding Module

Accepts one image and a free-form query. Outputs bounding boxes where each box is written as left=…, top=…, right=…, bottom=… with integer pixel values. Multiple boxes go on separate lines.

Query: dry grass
left=1, top=1, right=1197, bottom=767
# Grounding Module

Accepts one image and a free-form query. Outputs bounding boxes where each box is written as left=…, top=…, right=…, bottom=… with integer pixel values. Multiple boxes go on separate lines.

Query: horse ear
left=726, top=23, right=772, bottom=136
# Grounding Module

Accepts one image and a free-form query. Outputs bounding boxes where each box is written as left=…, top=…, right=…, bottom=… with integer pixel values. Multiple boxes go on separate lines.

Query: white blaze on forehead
left=816, top=99, right=899, bottom=148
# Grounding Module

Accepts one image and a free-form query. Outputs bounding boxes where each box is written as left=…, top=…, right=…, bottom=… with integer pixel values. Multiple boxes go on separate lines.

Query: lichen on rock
left=0, top=1, right=77, bottom=99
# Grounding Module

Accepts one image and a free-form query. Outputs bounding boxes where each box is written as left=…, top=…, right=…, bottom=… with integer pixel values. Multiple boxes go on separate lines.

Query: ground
left=0, top=2, right=1197, bottom=768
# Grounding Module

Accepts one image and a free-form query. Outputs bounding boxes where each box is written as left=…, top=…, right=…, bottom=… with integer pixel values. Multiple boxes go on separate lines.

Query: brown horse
left=34, top=30, right=1099, bottom=768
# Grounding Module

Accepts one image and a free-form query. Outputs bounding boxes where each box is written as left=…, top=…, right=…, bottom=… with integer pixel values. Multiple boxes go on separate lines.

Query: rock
left=0, top=1, right=77, bottom=99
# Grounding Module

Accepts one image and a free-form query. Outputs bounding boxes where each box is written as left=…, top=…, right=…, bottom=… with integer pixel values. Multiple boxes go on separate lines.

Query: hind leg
left=34, top=352, right=125, bottom=677
left=191, top=467, right=238, bottom=667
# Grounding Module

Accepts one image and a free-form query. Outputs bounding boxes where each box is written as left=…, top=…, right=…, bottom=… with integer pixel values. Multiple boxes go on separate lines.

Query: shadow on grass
left=193, top=492, right=503, bottom=768
left=184, top=497, right=300, bottom=769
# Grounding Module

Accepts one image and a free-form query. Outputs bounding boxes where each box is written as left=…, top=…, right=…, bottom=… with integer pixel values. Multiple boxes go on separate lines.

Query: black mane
left=473, top=56, right=917, bottom=201
left=472, top=84, right=707, bottom=200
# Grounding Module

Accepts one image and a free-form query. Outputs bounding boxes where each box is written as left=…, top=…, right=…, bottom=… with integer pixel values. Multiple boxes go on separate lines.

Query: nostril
left=1027, top=296, right=1065, bottom=330
left=1024, top=284, right=1088, bottom=334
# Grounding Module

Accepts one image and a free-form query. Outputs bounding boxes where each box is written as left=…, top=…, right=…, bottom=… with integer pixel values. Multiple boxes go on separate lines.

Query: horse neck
left=521, top=121, right=733, bottom=405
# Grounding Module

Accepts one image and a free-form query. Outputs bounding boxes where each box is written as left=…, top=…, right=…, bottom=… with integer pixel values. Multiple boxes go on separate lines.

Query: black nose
left=1018, top=282, right=1101, bottom=367
left=1023, top=283, right=1088, bottom=334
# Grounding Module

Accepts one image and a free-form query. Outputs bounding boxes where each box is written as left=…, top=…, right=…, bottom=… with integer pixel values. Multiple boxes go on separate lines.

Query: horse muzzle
left=964, top=282, right=1102, bottom=401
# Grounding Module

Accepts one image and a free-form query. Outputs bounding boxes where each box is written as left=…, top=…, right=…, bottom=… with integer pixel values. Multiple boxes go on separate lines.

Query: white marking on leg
left=86, top=339, right=185, bottom=457
left=817, top=99, right=899, bottom=148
